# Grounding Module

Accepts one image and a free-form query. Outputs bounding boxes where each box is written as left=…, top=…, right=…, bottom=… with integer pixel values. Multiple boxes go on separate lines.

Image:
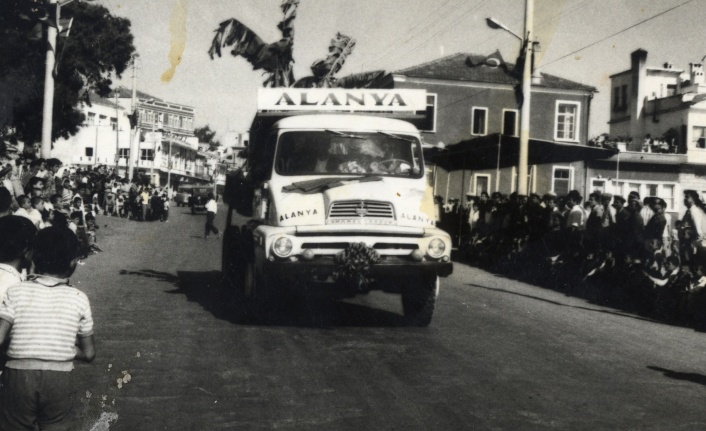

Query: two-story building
left=589, top=49, right=706, bottom=215
left=111, top=87, right=206, bottom=188
left=51, top=93, right=132, bottom=170
left=375, top=52, right=599, bottom=201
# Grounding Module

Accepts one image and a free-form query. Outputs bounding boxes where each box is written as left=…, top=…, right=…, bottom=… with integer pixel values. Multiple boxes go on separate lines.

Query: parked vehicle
left=175, top=185, right=212, bottom=213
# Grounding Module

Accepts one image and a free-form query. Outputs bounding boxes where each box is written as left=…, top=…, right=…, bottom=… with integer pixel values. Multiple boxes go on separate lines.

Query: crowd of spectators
left=437, top=189, right=706, bottom=328
left=0, top=157, right=172, bottom=262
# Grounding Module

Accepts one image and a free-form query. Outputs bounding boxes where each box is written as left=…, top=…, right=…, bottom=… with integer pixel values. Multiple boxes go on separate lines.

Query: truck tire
left=402, top=275, right=439, bottom=327
left=243, top=260, right=276, bottom=320
left=221, top=226, right=241, bottom=285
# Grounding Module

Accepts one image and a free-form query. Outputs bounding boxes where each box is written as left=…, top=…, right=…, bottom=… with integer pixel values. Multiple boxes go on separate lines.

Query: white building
left=51, top=93, right=132, bottom=169
left=587, top=49, right=706, bottom=215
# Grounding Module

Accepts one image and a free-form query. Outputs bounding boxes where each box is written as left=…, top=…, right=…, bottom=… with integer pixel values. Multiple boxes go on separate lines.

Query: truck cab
left=223, top=88, right=452, bottom=326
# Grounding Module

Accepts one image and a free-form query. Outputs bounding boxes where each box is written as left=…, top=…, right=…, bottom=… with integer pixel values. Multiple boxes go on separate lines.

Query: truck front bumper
left=262, top=256, right=453, bottom=279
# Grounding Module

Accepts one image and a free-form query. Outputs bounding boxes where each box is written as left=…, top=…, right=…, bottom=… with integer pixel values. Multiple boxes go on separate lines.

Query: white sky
left=105, top=0, right=705, bottom=140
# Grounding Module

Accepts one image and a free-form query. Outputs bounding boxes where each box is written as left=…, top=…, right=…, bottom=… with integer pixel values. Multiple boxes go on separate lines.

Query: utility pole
left=114, top=91, right=120, bottom=173
left=517, top=0, right=534, bottom=196
left=40, top=0, right=59, bottom=159
left=127, top=55, right=139, bottom=181
left=486, top=0, right=534, bottom=195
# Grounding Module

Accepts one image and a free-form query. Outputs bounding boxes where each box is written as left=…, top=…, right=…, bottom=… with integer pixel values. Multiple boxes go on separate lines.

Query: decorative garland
left=333, top=242, right=380, bottom=289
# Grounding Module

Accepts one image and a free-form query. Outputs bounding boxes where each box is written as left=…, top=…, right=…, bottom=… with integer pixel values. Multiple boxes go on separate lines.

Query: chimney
left=531, top=42, right=543, bottom=85
left=630, top=49, right=648, bottom=138
left=690, top=63, right=704, bottom=86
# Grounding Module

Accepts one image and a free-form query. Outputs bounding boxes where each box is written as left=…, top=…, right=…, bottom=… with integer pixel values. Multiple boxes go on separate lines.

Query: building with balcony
left=588, top=49, right=706, bottom=215
left=110, top=87, right=208, bottom=188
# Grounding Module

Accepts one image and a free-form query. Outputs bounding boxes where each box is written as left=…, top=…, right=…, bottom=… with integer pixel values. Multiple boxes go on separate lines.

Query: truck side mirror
left=224, top=172, right=254, bottom=217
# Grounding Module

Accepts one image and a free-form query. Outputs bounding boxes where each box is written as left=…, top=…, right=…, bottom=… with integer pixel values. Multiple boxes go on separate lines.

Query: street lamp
left=41, top=0, right=93, bottom=159
left=485, top=18, right=522, bottom=41
left=486, top=0, right=534, bottom=196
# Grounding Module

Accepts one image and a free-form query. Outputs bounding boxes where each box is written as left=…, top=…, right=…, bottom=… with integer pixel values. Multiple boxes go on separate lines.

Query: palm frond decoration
left=333, top=70, right=386, bottom=89
left=208, top=0, right=298, bottom=87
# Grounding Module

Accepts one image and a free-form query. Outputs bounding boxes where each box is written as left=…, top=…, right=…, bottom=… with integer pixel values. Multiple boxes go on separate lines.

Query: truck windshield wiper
left=378, top=131, right=413, bottom=142
left=325, top=129, right=365, bottom=139
left=282, top=176, right=383, bottom=194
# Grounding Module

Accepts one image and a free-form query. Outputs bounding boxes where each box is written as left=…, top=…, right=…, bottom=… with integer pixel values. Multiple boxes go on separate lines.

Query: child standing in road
left=0, top=226, right=95, bottom=430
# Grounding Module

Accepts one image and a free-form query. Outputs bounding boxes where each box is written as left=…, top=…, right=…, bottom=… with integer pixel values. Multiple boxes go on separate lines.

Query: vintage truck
left=222, top=88, right=452, bottom=326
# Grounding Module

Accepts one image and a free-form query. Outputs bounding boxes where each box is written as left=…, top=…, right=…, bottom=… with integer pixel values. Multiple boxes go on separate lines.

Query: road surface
left=69, top=205, right=706, bottom=430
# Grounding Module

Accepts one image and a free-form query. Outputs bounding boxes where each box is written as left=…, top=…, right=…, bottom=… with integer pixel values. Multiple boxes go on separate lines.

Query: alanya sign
left=258, top=88, right=427, bottom=112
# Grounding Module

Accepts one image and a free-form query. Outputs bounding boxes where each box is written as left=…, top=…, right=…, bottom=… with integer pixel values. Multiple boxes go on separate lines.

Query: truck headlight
left=427, top=238, right=446, bottom=258
left=273, top=237, right=293, bottom=258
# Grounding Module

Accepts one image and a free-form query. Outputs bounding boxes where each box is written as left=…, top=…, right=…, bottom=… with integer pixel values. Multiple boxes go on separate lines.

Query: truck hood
left=270, top=175, right=436, bottom=228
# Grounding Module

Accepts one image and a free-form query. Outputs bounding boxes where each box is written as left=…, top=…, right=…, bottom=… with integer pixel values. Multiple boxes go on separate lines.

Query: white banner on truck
left=258, top=88, right=427, bottom=112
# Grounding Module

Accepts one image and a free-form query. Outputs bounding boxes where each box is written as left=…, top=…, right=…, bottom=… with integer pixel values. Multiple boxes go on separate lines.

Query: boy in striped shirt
left=0, top=226, right=95, bottom=431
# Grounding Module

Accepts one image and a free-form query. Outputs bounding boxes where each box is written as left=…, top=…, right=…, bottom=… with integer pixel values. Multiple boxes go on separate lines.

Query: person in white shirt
left=204, top=193, right=220, bottom=239
left=13, top=195, right=32, bottom=222
left=27, top=196, right=45, bottom=229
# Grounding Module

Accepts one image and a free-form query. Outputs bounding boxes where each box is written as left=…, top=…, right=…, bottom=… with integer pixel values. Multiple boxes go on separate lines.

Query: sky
left=101, top=0, right=706, bottom=141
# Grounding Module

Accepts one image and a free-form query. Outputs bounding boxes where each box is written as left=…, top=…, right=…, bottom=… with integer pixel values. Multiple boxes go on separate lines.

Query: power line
left=380, top=0, right=490, bottom=71
left=363, top=0, right=469, bottom=69
left=541, top=0, right=696, bottom=68
left=465, top=0, right=594, bottom=62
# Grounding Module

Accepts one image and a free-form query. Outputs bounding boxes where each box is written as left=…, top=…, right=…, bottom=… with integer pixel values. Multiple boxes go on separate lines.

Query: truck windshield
left=275, top=131, right=424, bottom=178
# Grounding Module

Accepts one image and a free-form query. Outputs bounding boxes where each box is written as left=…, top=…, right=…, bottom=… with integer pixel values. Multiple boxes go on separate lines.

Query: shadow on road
left=119, top=269, right=405, bottom=328
left=647, top=366, right=706, bottom=386
left=467, top=282, right=658, bottom=324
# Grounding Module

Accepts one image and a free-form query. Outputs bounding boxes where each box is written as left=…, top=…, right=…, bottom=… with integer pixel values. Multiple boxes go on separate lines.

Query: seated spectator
left=84, top=214, right=102, bottom=253
left=25, top=176, right=45, bottom=198
left=13, top=195, right=32, bottom=221
left=647, top=255, right=692, bottom=322
left=68, top=211, right=82, bottom=235
left=28, top=196, right=45, bottom=229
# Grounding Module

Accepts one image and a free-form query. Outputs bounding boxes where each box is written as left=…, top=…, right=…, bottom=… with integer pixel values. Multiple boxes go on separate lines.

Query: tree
left=194, top=125, right=221, bottom=152
left=209, top=0, right=384, bottom=89
left=0, top=0, right=136, bottom=147
left=292, top=32, right=385, bottom=88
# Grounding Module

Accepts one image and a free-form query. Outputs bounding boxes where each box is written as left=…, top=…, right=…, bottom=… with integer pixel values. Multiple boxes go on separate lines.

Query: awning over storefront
left=430, top=133, right=619, bottom=171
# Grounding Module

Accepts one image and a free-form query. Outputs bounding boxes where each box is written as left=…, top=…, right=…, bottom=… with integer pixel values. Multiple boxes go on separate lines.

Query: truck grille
left=328, top=200, right=394, bottom=220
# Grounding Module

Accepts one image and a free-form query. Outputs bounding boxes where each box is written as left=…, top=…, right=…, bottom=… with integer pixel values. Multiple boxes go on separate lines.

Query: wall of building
left=51, top=100, right=131, bottom=169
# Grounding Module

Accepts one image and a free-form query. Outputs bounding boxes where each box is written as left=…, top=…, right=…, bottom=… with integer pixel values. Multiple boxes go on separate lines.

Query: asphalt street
left=69, top=204, right=706, bottom=431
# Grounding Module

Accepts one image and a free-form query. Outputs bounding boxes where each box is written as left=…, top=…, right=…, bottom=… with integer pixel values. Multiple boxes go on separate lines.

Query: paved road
left=70, top=205, right=706, bottom=430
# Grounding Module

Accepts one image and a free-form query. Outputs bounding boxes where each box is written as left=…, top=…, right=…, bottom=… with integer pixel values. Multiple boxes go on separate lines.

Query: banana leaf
left=333, top=70, right=386, bottom=89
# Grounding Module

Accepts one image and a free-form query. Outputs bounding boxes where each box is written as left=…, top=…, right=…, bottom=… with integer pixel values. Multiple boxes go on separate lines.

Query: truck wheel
left=221, top=226, right=241, bottom=284
left=402, top=275, right=439, bottom=327
left=243, top=261, right=275, bottom=321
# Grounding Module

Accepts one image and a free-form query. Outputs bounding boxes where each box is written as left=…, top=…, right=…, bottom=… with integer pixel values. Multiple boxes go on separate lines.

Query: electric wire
left=363, top=0, right=464, bottom=69
left=541, top=0, right=696, bottom=68
left=380, top=0, right=490, bottom=71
